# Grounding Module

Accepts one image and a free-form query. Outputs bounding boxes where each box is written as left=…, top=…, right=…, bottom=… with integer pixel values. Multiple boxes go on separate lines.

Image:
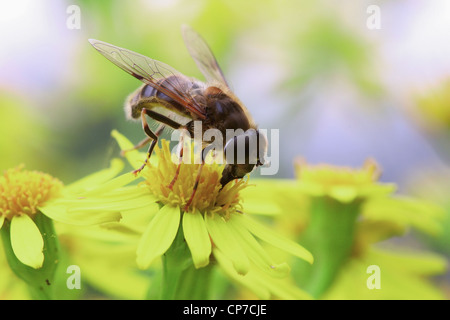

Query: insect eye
left=224, top=129, right=264, bottom=166
left=256, top=130, right=268, bottom=166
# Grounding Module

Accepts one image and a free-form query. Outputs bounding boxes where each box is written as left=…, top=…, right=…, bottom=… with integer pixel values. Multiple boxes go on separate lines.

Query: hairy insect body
left=127, top=77, right=255, bottom=151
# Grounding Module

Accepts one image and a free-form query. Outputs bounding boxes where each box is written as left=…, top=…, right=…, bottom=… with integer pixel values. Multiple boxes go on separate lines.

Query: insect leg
left=142, top=109, right=184, bottom=130
left=183, top=144, right=216, bottom=212
left=167, top=130, right=186, bottom=190
left=122, top=103, right=183, bottom=156
left=134, top=108, right=188, bottom=176
left=135, top=108, right=188, bottom=190
left=133, top=110, right=165, bottom=175
left=183, top=162, right=204, bottom=212
left=120, top=136, right=152, bottom=156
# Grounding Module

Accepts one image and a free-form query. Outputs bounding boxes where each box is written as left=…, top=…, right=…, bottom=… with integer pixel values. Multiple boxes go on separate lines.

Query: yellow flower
left=113, top=130, right=312, bottom=268
left=0, top=159, right=128, bottom=300
left=295, top=158, right=395, bottom=203
left=110, top=130, right=313, bottom=299
left=0, top=165, right=63, bottom=268
left=278, top=158, right=446, bottom=299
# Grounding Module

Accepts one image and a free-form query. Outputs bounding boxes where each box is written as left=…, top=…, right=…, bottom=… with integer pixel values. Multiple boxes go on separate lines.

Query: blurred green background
left=1, top=0, right=449, bottom=298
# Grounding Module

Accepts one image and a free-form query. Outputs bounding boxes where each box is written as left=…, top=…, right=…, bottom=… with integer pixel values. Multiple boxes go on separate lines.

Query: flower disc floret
left=295, top=158, right=395, bottom=203
left=0, top=165, right=63, bottom=221
left=141, top=140, right=246, bottom=218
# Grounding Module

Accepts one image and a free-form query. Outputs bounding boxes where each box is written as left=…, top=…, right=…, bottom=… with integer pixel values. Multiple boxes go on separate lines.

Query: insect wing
left=181, top=25, right=229, bottom=88
left=89, top=39, right=206, bottom=118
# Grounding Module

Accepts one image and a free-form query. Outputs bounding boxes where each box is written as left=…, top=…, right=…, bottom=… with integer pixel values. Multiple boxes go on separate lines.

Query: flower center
left=295, top=158, right=380, bottom=188
left=141, top=140, right=247, bottom=217
left=0, top=165, right=63, bottom=220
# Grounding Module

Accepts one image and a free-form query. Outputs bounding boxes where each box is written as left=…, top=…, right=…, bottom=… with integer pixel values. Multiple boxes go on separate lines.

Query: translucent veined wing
left=88, top=39, right=206, bottom=119
left=181, top=25, right=230, bottom=88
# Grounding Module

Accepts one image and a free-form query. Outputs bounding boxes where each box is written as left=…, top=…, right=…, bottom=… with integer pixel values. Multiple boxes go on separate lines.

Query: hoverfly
left=89, top=25, right=267, bottom=210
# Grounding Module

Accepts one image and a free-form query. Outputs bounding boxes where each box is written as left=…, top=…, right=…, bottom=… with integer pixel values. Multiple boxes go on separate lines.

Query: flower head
left=0, top=165, right=63, bottom=269
left=278, top=157, right=446, bottom=299
left=295, top=158, right=395, bottom=203
left=140, top=139, right=246, bottom=218
left=111, top=130, right=313, bottom=298
left=0, top=165, right=63, bottom=221
left=0, top=160, right=125, bottom=271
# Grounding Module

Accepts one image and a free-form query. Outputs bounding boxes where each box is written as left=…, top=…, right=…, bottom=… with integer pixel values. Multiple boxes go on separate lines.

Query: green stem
left=175, top=263, right=214, bottom=300
left=297, top=197, right=360, bottom=299
left=158, top=220, right=214, bottom=300
left=161, top=254, right=187, bottom=299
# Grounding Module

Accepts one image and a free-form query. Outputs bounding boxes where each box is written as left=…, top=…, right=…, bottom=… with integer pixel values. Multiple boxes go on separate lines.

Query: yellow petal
left=78, top=172, right=138, bottom=198
left=226, top=215, right=290, bottom=278
left=213, top=248, right=271, bottom=299
left=136, top=205, right=180, bottom=269
left=10, top=215, right=44, bottom=269
left=40, top=204, right=122, bottom=226
left=64, top=158, right=124, bottom=194
left=111, top=130, right=151, bottom=169
left=182, top=210, right=211, bottom=268
left=205, top=213, right=249, bottom=275
left=237, top=214, right=314, bottom=264
left=242, top=200, right=281, bottom=216
left=362, top=196, right=444, bottom=235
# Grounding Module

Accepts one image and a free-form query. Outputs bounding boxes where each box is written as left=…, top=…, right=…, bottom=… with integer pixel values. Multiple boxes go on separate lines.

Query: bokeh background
left=1, top=0, right=449, bottom=297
